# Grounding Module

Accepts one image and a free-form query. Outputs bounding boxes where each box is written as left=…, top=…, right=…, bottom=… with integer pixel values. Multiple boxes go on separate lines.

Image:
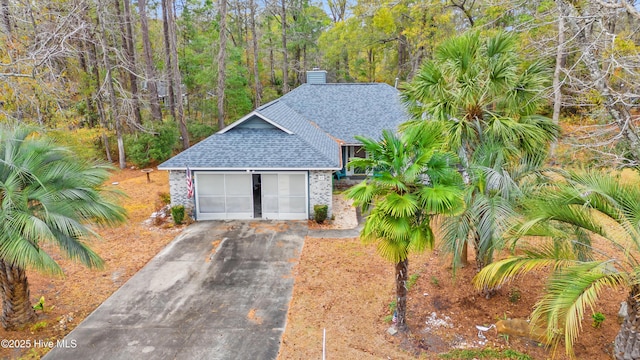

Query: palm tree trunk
left=395, top=258, right=409, bottom=332
left=0, top=260, right=36, bottom=330
left=614, top=285, right=640, bottom=359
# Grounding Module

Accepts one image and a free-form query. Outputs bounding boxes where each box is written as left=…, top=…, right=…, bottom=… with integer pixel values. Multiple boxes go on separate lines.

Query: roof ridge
left=261, top=100, right=339, bottom=167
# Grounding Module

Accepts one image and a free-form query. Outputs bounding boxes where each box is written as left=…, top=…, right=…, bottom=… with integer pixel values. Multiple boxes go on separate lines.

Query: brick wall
left=168, top=170, right=194, bottom=213
left=309, top=170, right=333, bottom=219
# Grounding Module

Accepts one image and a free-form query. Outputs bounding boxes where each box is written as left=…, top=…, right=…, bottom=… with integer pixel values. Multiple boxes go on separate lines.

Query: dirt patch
left=250, top=222, right=291, bottom=233
left=280, top=209, right=625, bottom=360
left=0, top=168, right=180, bottom=359
left=247, top=308, right=264, bottom=325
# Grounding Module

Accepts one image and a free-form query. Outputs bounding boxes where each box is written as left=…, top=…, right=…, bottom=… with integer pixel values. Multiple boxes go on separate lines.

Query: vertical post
left=322, top=328, right=326, bottom=360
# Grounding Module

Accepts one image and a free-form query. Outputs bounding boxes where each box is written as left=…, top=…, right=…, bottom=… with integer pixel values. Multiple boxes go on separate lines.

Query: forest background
left=0, top=0, right=638, bottom=169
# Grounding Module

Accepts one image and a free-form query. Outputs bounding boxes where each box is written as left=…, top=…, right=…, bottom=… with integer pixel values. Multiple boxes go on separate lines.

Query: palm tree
left=0, top=125, right=126, bottom=330
left=345, top=122, right=465, bottom=332
left=439, top=141, right=543, bottom=273
left=474, top=170, right=640, bottom=359
left=401, top=31, right=558, bottom=270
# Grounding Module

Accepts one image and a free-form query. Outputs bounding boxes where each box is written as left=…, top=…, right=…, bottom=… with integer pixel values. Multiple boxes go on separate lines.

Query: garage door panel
left=262, top=174, right=278, bottom=193
left=198, top=174, right=225, bottom=195
left=199, top=196, right=226, bottom=213
left=226, top=175, right=252, bottom=196
left=196, top=173, right=253, bottom=219
left=278, top=174, right=305, bottom=196
left=226, top=196, right=253, bottom=212
left=279, top=197, right=306, bottom=214
left=262, top=196, right=278, bottom=213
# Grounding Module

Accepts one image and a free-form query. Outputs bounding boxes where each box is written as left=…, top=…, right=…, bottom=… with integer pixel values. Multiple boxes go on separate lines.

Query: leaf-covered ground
left=0, top=168, right=626, bottom=360
left=0, top=169, right=180, bottom=359
left=279, top=196, right=626, bottom=360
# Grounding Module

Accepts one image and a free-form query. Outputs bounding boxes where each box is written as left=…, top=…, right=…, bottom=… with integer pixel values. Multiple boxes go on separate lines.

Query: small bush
left=592, top=312, right=605, bottom=328
left=508, top=288, right=521, bottom=303
left=125, top=121, right=179, bottom=167
left=171, top=205, right=185, bottom=225
left=314, top=205, right=328, bottom=223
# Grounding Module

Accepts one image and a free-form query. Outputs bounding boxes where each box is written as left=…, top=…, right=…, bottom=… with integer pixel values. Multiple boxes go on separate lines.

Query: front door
left=346, top=146, right=367, bottom=176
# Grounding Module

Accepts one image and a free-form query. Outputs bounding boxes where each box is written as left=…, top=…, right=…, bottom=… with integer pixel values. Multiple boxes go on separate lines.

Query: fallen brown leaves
left=0, top=168, right=180, bottom=359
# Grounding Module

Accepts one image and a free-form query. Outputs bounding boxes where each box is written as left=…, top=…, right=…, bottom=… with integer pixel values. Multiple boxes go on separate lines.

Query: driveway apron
left=43, top=221, right=307, bottom=360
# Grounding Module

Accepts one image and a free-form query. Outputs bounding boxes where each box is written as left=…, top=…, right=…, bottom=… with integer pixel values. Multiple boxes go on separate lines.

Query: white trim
left=217, top=111, right=294, bottom=135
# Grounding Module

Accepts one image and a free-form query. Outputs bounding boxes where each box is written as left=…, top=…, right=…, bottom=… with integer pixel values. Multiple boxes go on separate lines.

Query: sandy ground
left=281, top=193, right=626, bottom=360
left=0, top=171, right=626, bottom=360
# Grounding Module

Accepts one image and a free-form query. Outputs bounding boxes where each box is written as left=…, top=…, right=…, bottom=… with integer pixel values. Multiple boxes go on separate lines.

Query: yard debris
left=424, top=312, right=453, bottom=330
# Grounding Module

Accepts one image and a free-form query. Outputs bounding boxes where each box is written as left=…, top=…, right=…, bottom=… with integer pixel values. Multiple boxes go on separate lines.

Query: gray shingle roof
left=158, top=82, right=409, bottom=170
left=158, top=128, right=338, bottom=170
left=257, top=100, right=338, bottom=164
left=275, top=83, right=409, bottom=144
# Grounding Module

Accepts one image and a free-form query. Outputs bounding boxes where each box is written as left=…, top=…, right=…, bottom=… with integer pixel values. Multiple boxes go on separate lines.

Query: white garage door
left=262, top=173, right=307, bottom=220
left=196, top=173, right=253, bottom=220
left=195, top=172, right=307, bottom=220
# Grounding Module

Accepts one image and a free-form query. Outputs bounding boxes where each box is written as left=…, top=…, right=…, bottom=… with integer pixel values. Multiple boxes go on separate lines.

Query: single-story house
left=158, top=70, right=409, bottom=220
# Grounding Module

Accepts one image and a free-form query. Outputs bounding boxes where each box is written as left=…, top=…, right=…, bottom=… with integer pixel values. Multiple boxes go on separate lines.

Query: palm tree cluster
left=402, top=30, right=558, bottom=272
left=349, top=29, right=640, bottom=360
left=0, top=125, right=126, bottom=330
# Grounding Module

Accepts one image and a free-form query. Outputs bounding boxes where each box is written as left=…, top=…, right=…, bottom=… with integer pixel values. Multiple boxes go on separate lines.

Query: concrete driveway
left=44, top=221, right=307, bottom=360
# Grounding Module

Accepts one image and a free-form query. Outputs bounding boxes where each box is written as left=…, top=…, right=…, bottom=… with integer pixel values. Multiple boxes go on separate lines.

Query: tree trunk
left=166, top=0, right=189, bottom=149
left=162, top=0, right=177, bottom=122
left=87, top=38, right=112, bottom=163
left=0, top=0, right=11, bottom=37
left=122, top=0, right=142, bottom=126
left=0, top=260, right=36, bottom=330
left=394, top=258, right=409, bottom=332
left=249, top=0, right=261, bottom=107
left=269, top=37, right=276, bottom=86
left=614, top=285, right=640, bottom=359
left=216, top=0, right=228, bottom=130
left=113, top=0, right=141, bottom=127
left=138, top=0, right=162, bottom=121
left=97, top=6, right=126, bottom=169
left=460, top=241, right=468, bottom=267
left=280, top=0, right=289, bottom=94
left=550, top=7, right=565, bottom=160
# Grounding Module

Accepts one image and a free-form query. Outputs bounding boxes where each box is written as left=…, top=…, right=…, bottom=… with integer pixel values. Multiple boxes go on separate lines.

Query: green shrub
left=125, top=122, right=179, bottom=167
left=187, top=122, right=216, bottom=143
left=592, top=312, right=605, bottom=328
left=171, top=205, right=185, bottom=225
left=314, top=204, right=328, bottom=223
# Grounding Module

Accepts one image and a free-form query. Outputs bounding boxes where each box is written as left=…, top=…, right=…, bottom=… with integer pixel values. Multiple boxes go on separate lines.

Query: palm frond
left=530, top=262, right=627, bottom=357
